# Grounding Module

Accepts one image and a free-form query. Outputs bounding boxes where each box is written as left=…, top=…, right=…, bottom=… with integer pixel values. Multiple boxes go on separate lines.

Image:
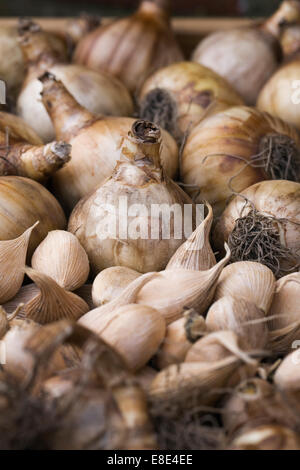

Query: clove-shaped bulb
left=31, top=230, right=89, bottom=291
left=92, top=266, right=141, bottom=307
left=136, top=244, right=231, bottom=324
left=166, top=202, right=216, bottom=271
left=0, top=222, right=38, bottom=303
left=24, top=267, right=89, bottom=324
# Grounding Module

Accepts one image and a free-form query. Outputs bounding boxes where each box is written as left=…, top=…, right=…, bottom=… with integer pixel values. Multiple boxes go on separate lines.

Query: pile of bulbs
left=1, top=0, right=300, bottom=450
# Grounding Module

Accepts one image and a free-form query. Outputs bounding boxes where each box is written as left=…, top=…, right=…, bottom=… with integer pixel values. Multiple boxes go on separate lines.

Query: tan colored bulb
left=79, top=272, right=158, bottom=333
left=32, top=230, right=89, bottom=291
left=269, top=272, right=300, bottom=330
left=24, top=267, right=89, bottom=324
left=206, top=296, right=268, bottom=350
left=274, top=349, right=300, bottom=395
left=0, top=222, right=38, bottom=303
left=137, top=244, right=231, bottom=324
left=96, top=304, right=166, bottom=372
left=2, top=284, right=39, bottom=316
left=166, top=202, right=216, bottom=271
left=69, top=120, right=192, bottom=274
left=215, top=180, right=300, bottom=277
left=0, top=307, right=9, bottom=339
left=17, top=20, right=134, bottom=142
left=139, top=61, right=243, bottom=139
left=0, top=176, right=66, bottom=257
left=214, top=261, right=275, bottom=313
left=181, top=106, right=300, bottom=216
left=92, top=266, right=141, bottom=307
left=74, top=0, right=183, bottom=94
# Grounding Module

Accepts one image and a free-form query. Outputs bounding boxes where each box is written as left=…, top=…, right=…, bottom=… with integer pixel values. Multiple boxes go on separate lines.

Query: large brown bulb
left=0, top=176, right=66, bottom=256
left=68, top=121, right=195, bottom=274
left=73, top=0, right=184, bottom=93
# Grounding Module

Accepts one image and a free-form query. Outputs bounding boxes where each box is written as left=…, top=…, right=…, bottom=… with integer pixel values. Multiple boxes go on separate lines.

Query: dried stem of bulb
left=262, top=1, right=300, bottom=38
left=166, top=202, right=216, bottom=271
left=0, top=140, right=71, bottom=181
left=0, top=222, right=38, bottom=303
left=31, top=230, right=89, bottom=291
left=24, top=267, right=89, bottom=324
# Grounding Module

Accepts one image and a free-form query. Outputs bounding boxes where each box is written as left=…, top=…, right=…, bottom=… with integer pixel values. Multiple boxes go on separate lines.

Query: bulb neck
left=39, top=72, right=96, bottom=140
left=121, top=120, right=162, bottom=170
left=138, top=0, right=170, bottom=21
left=262, top=0, right=300, bottom=38
left=18, top=20, right=64, bottom=70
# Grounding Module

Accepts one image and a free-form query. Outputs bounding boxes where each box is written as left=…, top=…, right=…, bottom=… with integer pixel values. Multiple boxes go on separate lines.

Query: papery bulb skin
left=17, top=20, right=134, bottom=142
left=181, top=106, right=300, bottom=216
left=74, top=0, right=184, bottom=93
left=40, top=73, right=179, bottom=211
left=138, top=61, right=244, bottom=139
left=69, top=120, right=194, bottom=274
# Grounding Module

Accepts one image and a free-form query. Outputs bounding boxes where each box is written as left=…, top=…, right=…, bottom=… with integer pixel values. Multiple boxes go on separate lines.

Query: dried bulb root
left=259, top=134, right=300, bottom=182
left=228, top=208, right=299, bottom=278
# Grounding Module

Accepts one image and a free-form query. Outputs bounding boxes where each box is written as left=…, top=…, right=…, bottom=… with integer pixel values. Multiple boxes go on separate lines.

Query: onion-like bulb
left=74, top=0, right=184, bottom=94
left=138, top=61, right=244, bottom=139
left=181, top=106, right=300, bottom=215
left=69, top=120, right=194, bottom=274
left=191, top=1, right=300, bottom=104
left=0, top=22, right=67, bottom=98
left=40, top=72, right=178, bottom=211
left=257, top=59, right=300, bottom=131
left=17, top=20, right=134, bottom=143
left=214, top=180, right=300, bottom=277
left=0, top=176, right=66, bottom=256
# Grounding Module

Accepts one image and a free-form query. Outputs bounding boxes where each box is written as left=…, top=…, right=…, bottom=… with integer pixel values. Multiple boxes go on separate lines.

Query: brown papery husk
left=214, top=180, right=300, bottom=278
left=181, top=107, right=300, bottom=216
